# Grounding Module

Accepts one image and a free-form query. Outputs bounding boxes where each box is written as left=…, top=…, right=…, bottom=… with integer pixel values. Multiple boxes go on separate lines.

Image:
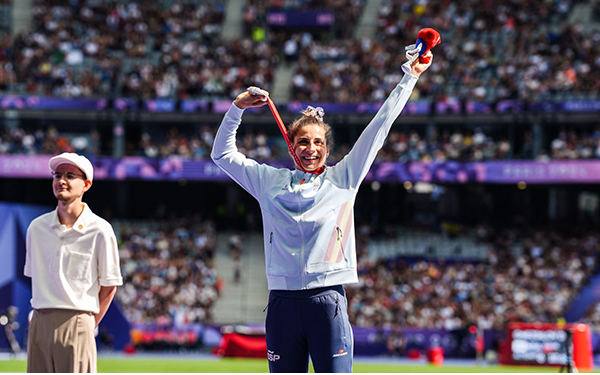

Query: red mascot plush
left=401, top=28, right=441, bottom=74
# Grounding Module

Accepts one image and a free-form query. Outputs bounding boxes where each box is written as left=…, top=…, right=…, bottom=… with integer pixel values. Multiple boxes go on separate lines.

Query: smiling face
left=52, top=163, right=92, bottom=203
left=292, top=123, right=329, bottom=172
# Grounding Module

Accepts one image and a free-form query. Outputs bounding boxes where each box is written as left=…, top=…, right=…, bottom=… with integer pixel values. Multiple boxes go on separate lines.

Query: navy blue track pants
left=265, top=285, right=353, bottom=373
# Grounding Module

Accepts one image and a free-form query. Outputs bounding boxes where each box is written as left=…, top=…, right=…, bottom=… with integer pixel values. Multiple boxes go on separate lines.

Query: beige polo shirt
left=24, top=203, right=123, bottom=314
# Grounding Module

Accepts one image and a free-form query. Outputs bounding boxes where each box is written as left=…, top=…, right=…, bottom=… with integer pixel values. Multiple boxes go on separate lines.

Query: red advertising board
left=501, top=322, right=592, bottom=371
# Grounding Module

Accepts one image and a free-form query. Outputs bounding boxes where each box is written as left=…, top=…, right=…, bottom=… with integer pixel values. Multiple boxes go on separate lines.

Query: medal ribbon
left=267, top=98, right=325, bottom=175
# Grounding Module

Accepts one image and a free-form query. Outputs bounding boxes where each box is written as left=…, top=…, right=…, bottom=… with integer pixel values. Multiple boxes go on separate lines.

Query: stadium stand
left=292, top=0, right=600, bottom=102
left=5, top=122, right=600, bottom=161
left=3, top=0, right=279, bottom=100
left=114, top=215, right=219, bottom=326
left=348, top=226, right=599, bottom=331
left=4, top=0, right=595, bottom=103
left=0, top=124, right=102, bottom=155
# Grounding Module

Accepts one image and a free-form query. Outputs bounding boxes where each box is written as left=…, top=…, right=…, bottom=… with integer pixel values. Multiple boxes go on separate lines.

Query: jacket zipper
left=336, top=226, right=346, bottom=260
left=297, top=184, right=306, bottom=288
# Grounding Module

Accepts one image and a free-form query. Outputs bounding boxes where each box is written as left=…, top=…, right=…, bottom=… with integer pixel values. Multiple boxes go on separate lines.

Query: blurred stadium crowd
left=4, top=123, right=600, bottom=161
left=2, top=0, right=600, bottom=353
left=291, top=0, right=600, bottom=103
left=116, top=215, right=219, bottom=326
left=0, top=0, right=598, bottom=102
left=112, top=215, right=600, bottom=341
left=349, top=225, right=598, bottom=331
left=2, top=0, right=277, bottom=99
left=1, top=0, right=600, bottom=163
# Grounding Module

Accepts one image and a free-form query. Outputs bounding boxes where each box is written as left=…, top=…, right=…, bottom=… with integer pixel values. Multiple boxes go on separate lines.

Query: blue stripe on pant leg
left=265, top=293, right=309, bottom=373
left=304, top=290, right=354, bottom=373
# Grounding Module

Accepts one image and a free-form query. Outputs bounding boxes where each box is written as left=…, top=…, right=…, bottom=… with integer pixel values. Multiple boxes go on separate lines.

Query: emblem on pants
left=267, top=350, right=281, bottom=361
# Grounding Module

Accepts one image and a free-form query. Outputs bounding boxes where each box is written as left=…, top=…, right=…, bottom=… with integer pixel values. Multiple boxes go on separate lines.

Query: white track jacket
left=211, top=73, right=418, bottom=290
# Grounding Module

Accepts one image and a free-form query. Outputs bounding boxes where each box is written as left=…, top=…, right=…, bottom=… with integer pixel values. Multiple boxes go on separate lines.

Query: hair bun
left=302, top=106, right=325, bottom=122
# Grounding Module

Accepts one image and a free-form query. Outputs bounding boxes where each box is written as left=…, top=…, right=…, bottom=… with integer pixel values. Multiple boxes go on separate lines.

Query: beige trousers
left=27, top=309, right=97, bottom=373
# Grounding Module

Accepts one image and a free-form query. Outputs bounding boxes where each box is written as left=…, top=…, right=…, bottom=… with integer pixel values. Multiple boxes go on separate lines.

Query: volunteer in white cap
left=24, top=152, right=123, bottom=373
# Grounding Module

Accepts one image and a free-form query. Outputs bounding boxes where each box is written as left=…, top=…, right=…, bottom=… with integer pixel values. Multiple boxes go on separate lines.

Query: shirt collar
left=72, top=203, right=91, bottom=233
left=49, top=208, right=61, bottom=229
left=292, top=169, right=307, bottom=182
left=292, top=169, right=326, bottom=185
left=50, top=203, right=92, bottom=233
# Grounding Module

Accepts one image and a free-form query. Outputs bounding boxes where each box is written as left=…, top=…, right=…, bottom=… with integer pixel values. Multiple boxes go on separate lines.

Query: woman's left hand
left=411, top=51, right=433, bottom=78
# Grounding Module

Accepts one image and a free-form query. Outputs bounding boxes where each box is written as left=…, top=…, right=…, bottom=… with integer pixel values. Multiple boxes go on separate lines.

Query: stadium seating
left=2, top=0, right=596, bottom=103
left=114, top=217, right=220, bottom=327
left=5, top=122, right=600, bottom=161
left=348, top=226, right=598, bottom=332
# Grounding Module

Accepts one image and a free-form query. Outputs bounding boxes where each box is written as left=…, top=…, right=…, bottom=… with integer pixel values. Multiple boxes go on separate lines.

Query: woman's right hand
left=233, top=87, right=270, bottom=109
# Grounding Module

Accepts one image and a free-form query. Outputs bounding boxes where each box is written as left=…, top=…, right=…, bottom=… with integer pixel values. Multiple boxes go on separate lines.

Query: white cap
left=49, top=153, right=94, bottom=182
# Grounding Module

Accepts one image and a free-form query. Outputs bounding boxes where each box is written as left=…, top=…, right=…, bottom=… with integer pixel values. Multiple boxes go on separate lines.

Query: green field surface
left=0, top=356, right=594, bottom=373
